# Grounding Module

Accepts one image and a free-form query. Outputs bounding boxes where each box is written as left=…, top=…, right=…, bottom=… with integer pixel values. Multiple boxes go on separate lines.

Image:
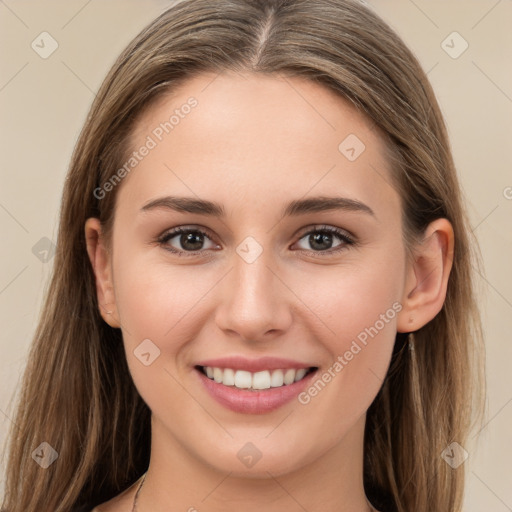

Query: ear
left=84, top=218, right=121, bottom=328
left=396, top=218, right=454, bottom=333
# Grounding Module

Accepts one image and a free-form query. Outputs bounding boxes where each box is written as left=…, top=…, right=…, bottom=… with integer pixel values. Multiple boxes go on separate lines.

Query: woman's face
left=98, top=71, right=410, bottom=476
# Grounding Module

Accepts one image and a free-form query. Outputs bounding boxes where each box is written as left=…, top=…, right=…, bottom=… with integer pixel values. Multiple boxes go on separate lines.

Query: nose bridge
left=214, top=238, right=292, bottom=339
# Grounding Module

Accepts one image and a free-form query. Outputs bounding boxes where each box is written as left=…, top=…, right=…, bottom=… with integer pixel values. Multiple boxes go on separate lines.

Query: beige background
left=1, top=0, right=511, bottom=509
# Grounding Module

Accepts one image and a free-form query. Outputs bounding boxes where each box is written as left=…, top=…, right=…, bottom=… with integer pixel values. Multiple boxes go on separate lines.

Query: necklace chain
left=131, top=472, right=147, bottom=512
left=131, top=473, right=376, bottom=512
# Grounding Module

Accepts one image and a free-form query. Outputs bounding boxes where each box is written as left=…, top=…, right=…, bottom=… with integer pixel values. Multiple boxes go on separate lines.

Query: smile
left=198, top=366, right=317, bottom=391
left=194, top=358, right=319, bottom=414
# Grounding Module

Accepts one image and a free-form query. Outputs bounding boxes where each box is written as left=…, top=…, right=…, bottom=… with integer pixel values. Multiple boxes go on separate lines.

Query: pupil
left=182, top=232, right=203, bottom=250
left=310, top=232, right=332, bottom=251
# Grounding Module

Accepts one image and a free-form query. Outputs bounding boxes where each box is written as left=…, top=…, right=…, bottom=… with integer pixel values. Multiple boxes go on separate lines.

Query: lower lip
left=196, top=368, right=317, bottom=414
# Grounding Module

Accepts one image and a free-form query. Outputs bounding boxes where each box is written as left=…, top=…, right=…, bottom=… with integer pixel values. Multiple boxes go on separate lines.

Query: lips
left=195, top=356, right=315, bottom=373
left=194, top=356, right=319, bottom=414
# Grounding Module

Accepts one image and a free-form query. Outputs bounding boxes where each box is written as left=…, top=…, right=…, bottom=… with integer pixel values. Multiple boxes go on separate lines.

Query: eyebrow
left=140, top=195, right=375, bottom=217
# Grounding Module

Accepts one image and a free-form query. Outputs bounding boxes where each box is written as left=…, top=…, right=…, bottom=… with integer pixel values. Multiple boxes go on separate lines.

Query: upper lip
left=195, top=356, right=317, bottom=373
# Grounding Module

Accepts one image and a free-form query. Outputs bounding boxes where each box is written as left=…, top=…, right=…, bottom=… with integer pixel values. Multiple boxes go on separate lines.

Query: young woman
left=1, top=1, right=485, bottom=511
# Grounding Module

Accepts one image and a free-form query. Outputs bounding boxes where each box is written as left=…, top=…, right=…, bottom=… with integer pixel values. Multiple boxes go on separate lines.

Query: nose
left=214, top=245, right=293, bottom=343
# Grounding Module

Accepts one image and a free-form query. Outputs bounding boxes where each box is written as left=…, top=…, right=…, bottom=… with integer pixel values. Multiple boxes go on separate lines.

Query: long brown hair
left=1, top=1, right=485, bottom=510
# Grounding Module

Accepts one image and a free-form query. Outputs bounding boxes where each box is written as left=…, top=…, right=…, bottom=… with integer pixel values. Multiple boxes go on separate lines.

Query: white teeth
left=234, top=370, right=252, bottom=389
left=223, top=368, right=235, bottom=386
left=283, top=369, right=295, bottom=385
left=202, top=366, right=312, bottom=390
left=213, top=367, right=223, bottom=383
left=252, top=371, right=271, bottom=390
left=270, top=369, right=284, bottom=387
left=294, top=368, right=307, bottom=382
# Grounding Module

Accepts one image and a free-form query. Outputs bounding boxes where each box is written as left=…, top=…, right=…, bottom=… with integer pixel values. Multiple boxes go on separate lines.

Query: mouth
left=193, top=355, right=320, bottom=414
left=195, top=365, right=318, bottom=391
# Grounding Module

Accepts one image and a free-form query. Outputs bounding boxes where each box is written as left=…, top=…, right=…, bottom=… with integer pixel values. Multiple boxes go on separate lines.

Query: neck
left=136, top=414, right=375, bottom=512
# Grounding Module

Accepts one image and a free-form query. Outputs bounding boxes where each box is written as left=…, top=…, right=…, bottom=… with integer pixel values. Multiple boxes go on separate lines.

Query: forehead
left=118, top=71, right=400, bottom=223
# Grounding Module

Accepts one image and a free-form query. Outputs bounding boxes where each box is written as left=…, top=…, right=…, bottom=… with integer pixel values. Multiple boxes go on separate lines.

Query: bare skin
left=86, top=71, right=454, bottom=512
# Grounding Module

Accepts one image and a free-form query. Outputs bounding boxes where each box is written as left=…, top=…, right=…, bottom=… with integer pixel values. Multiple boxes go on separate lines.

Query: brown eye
left=158, top=227, right=219, bottom=254
left=294, top=226, right=354, bottom=254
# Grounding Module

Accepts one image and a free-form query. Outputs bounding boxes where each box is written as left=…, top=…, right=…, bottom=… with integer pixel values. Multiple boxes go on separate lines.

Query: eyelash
left=156, top=225, right=356, bottom=258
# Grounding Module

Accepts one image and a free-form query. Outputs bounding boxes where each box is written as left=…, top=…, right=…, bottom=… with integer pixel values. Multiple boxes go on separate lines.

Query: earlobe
left=397, top=218, right=454, bottom=333
left=84, top=218, right=121, bottom=328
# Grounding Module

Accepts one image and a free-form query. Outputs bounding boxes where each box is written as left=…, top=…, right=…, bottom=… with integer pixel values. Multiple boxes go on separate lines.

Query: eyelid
left=158, top=224, right=217, bottom=241
left=295, top=224, right=355, bottom=243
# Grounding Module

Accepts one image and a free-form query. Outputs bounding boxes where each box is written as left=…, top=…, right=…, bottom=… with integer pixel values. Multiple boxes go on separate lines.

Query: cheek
left=110, top=257, right=203, bottom=411
left=110, top=252, right=222, bottom=395
left=112, top=251, right=213, bottom=340
left=294, top=249, right=404, bottom=350
left=293, top=254, right=404, bottom=418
